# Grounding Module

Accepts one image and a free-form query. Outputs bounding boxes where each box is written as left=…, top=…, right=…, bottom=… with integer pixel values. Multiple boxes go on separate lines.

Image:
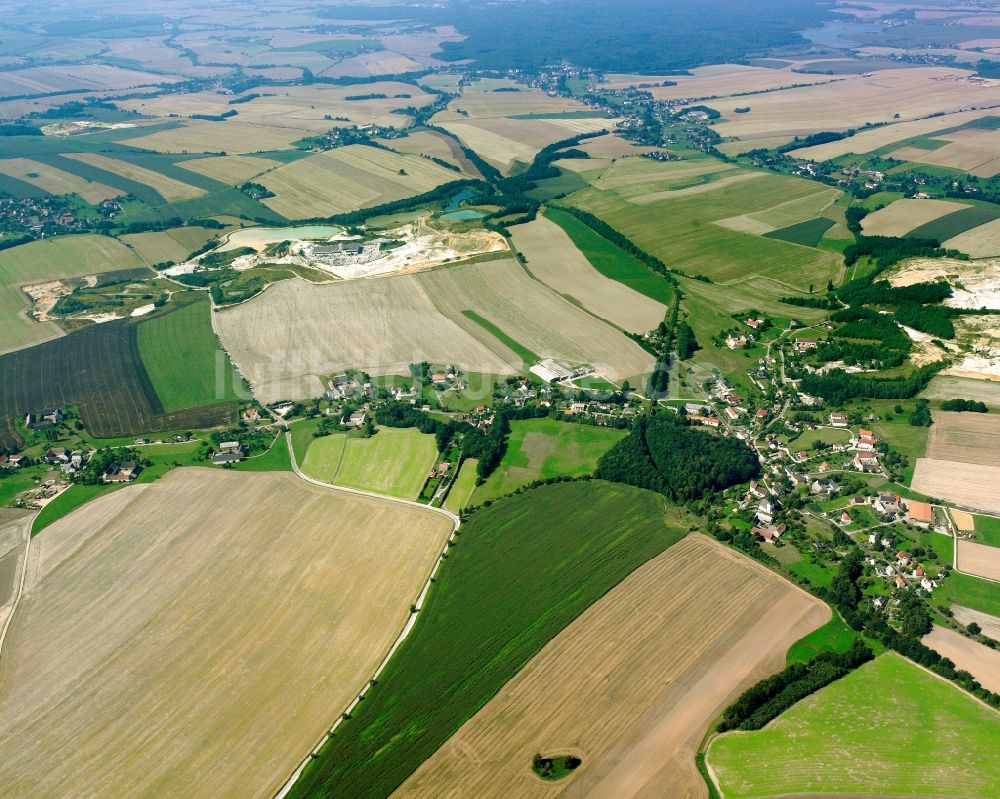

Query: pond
left=440, top=209, right=485, bottom=220
left=218, top=224, right=345, bottom=252
left=445, top=187, right=478, bottom=211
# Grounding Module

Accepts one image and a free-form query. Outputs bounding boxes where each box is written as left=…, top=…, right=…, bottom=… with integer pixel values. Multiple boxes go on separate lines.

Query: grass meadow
left=474, top=417, right=626, bottom=502
left=708, top=653, right=1000, bottom=799
left=334, top=426, right=438, bottom=499
left=443, top=457, right=478, bottom=512
left=299, top=433, right=347, bottom=482
left=136, top=296, right=245, bottom=412
left=287, top=480, right=688, bottom=799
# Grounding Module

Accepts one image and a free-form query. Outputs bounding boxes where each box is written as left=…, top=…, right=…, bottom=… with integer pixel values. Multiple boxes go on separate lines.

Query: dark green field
left=288, top=480, right=690, bottom=799
left=544, top=206, right=675, bottom=304
left=906, top=204, right=1000, bottom=242
left=0, top=319, right=235, bottom=450
left=763, top=217, right=834, bottom=247
left=136, top=295, right=246, bottom=411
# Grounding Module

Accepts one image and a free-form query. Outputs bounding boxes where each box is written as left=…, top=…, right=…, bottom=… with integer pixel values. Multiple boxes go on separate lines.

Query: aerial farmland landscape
left=0, top=0, right=999, bottom=797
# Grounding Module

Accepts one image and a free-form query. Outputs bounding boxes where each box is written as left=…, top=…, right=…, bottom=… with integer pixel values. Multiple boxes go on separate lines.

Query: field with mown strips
left=120, top=225, right=224, bottom=265
left=214, top=275, right=518, bottom=403
left=122, top=119, right=307, bottom=154
left=708, top=653, right=1000, bottom=798
left=258, top=145, right=460, bottom=218
left=334, top=427, right=439, bottom=500
left=0, top=157, right=120, bottom=203
left=956, top=538, right=1000, bottom=581
left=176, top=154, right=280, bottom=186
left=0, top=468, right=452, bottom=799
left=474, top=417, right=626, bottom=502
left=510, top=215, right=667, bottom=332
left=63, top=152, right=205, bottom=202
left=566, top=156, right=843, bottom=296
left=287, top=480, right=689, bottom=799
left=396, top=535, right=827, bottom=799
left=0, top=234, right=145, bottom=354
left=136, top=296, right=244, bottom=412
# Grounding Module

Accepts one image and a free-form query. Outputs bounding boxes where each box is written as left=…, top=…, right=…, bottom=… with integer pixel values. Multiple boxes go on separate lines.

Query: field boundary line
left=0, top=509, right=37, bottom=662
left=273, top=431, right=459, bottom=799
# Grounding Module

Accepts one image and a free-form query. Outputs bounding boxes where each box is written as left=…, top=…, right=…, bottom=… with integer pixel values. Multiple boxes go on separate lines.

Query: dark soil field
left=0, top=319, right=234, bottom=449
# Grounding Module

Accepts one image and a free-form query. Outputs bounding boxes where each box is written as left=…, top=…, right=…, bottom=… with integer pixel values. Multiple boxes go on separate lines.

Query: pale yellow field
left=377, top=130, right=465, bottom=167
left=861, top=198, right=970, bottom=237
left=708, top=68, right=1000, bottom=140
left=957, top=539, right=1000, bottom=582
left=418, top=258, right=658, bottom=381
left=602, top=64, right=840, bottom=101
left=945, top=217, right=1000, bottom=257
left=214, top=276, right=518, bottom=403
left=0, top=158, right=119, bottom=202
left=791, top=108, right=998, bottom=160
left=922, top=375, right=1000, bottom=406
left=0, top=64, right=174, bottom=96
left=445, top=87, right=593, bottom=119
left=439, top=116, right=610, bottom=173
left=259, top=145, right=459, bottom=218
left=0, top=509, right=31, bottom=636
left=951, top=509, right=976, bottom=531
left=394, top=535, right=827, bottom=799
left=0, top=468, right=452, bottom=799
left=510, top=216, right=666, bottom=332
left=120, top=226, right=223, bottom=265
left=905, top=129, right=1000, bottom=176
left=125, top=120, right=306, bottom=154
left=176, top=153, right=279, bottom=185
left=926, top=411, right=1000, bottom=467
left=322, top=49, right=423, bottom=78
left=924, top=625, right=1000, bottom=693
left=63, top=152, right=204, bottom=202
left=912, top=459, right=1000, bottom=514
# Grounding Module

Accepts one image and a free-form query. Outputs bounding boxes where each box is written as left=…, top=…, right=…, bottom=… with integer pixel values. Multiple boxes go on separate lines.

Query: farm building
left=906, top=500, right=934, bottom=527
left=102, top=461, right=141, bottom=483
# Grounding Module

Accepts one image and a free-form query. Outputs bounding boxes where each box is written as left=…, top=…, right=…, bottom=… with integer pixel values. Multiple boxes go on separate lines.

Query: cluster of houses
left=870, top=547, right=939, bottom=594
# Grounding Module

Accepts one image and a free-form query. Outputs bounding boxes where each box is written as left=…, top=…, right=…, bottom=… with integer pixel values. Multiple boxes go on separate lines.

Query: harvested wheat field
left=177, top=153, right=279, bottom=185
left=907, top=129, right=1000, bottom=177
left=510, top=216, right=666, bottom=332
left=952, top=509, right=977, bottom=532
left=418, top=258, right=655, bottom=381
left=0, top=468, right=452, bottom=799
left=926, top=411, right=1000, bottom=467
left=0, top=158, right=120, bottom=203
left=945, top=216, right=1000, bottom=257
left=394, top=535, right=827, bottom=799
left=125, top=120, right=306, bottom=154
left=215, top=276, right=518, bottom=402
left=861, top=198, right=970, bottom=237
left=912, top=459, right=1000, bottom=514
left=924, top=625, right=1000, bottom=693
left=953, top=605, right=1000, bottom=640
left=957, top=538, right=1000, bottom=581
left=0, top=509, right=31, bottom=637
left=63, top=152, right=204, bottom=202
left=259, top=145, right=459, bottom=218
left=706, top=68, right=1000, bottom=140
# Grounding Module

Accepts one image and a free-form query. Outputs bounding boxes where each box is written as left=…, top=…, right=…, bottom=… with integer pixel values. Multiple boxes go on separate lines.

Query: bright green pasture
left=973, top=514, right=1000, bottom=547
left=334, top=426, right=438, bottom=499
left=299, top=433, right=347, bottom=482
left=709, top=653, right=1000, bottom=799
left=444, top=457, right=478, bottom=512
left=137, top=295, right=244, bottom=411
left=473, top=417, right=625, bottom=502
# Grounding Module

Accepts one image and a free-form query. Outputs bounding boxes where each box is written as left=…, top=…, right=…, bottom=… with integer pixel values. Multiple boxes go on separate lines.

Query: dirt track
left=393, top=535, right=828, bottom=799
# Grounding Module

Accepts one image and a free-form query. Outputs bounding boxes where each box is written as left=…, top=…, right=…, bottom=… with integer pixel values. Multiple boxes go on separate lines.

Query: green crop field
left=136, top=296, right=245, bottom=412
left=474, top=417, right=626, bottom=502
left=566, top=162, right=843, bottom=297
left=708, top=653, right=1000, bottom=799
left=299, top=433, right=347, bottom=482
left=443, top=457, right=478, bottom=512
left=543, top=206, right=675, bottom=305
left=907, top=204, right=1000, bottom=241
left=287, top=480, right=690, bottom=799
left=334, top=426, right=438, bottom=499
left=934, top=571, right=1000, bottom=617
left=785, top=613, right=863, bottom=664
left=0, top=234, right=146, bottom=354
left=763, top=217, right=835, bottom=246
left=461, top=309, right=540, bottom=365
left=974, top=514, right=1000, bottom=547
